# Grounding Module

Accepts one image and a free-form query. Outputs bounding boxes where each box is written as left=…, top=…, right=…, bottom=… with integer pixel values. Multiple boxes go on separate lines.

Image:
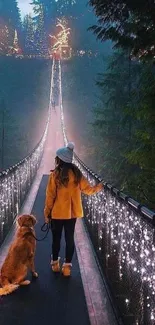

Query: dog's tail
left=0, top=284, right=19, bottom=296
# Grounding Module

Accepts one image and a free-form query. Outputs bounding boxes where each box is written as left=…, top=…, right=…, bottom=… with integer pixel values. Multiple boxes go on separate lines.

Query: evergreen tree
left=23, top=15, right=35, bottom=55
left=93, top=50, right=155, bottom=208
left=0, top=19, right=10, bottom=55
left=89, top=0, right=155, bottom=61
left=31, top=0, right=98, bottom=52
left=35, top=4, right=48, bottom=56
left=0, top=0, right=21, bottom=46
left=0, top=0, right=20, bottom=28
left=31, top=0, right=54, bottom=33
left=125, top=65, right=155, bottom=207
left=32, top=0, right=77, bottom=20
left=92, top=51, right=138, bottom=185
left=56, top=0, right=77, bottom=17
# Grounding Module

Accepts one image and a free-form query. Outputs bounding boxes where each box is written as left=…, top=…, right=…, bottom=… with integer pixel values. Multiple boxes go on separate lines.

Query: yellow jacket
left=44, top=170, right=103, bottom=220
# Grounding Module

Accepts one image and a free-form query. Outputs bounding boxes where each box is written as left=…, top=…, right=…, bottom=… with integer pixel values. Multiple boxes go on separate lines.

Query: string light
left=0, top=21, right=10, bottom=55
left=59, top=59, right=155, bottom=324
left=49, top=18, right=72, bottom=60
left=0, top=60, right=55, bottom=245
left=9, top=30, right=22, bottom=57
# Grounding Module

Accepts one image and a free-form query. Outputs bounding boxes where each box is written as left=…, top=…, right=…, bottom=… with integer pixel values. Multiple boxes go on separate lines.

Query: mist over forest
left=0, top=0, right=155, bottom=209
left=0, top=57, right=51, bottom=168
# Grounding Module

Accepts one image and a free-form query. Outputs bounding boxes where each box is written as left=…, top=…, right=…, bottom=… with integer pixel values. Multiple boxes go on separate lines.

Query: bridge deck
left=0, top=102, right=117, bottom=325
left=0, top=175, right=90, bottom=325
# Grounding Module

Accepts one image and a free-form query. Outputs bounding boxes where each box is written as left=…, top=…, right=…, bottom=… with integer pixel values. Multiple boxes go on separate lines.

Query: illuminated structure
left=13, top=30, right=20, bottom=53
left=49, top=18, right=72, bottom=60
left=0, top=23, right=9, bottom=55
left=9, top=29, right=22, bottom=56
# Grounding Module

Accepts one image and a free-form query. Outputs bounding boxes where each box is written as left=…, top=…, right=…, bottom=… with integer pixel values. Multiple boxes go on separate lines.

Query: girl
left=44, top=142, right=103, bottom=276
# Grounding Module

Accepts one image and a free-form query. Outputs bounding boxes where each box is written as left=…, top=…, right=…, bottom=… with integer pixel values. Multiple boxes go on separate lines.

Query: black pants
left=51, top=219, right=76, bottom=263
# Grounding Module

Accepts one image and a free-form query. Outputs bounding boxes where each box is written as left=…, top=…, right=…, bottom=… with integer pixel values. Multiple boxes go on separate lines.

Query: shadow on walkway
left=0, top=175, right=90, bottom=325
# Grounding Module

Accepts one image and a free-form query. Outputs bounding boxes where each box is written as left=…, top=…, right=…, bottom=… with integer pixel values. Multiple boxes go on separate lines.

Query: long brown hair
left=54, top=156, right=82, bottom=187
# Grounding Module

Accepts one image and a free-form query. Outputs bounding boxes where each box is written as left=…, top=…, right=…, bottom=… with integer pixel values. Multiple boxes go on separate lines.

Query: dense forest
left=62, top=0, right=155, bottom=209
left=88, top=0, right=155, bottom=209
left=0, top=0, right=103, bottom=56
left=0, top=57, right=51, bottom=169
left=0, top=0, right=155, bottom=209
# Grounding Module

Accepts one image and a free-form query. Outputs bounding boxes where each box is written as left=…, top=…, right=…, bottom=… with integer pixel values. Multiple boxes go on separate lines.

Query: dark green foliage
left=0, top=0, right=21, bottom=48
left=31, top=0, right=80, bottom=18
left=31, top=0, right=77, bottom=29
left=125, top=65, right=155, bottom=206
left=35, top=5, right=48, bottom=56
left=30, top=0, right=101, bottom=51
left=0, top=0, right=21, bottom=28
left=89, top=0, right=155, bottom=61
left=23, top=15, right=35, bottom=55
left=93, top=50, right=155, bottom=208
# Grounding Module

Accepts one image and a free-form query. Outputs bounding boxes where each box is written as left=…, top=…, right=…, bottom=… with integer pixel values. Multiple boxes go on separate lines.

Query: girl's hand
left=97, top=183, right=104, bottom=191
left=45, top=215, right=51, bottom=223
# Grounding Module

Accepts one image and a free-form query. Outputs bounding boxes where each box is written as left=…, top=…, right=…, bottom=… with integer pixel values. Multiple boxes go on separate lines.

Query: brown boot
left=62, top=263, right=72, bottom=277
left=51, top=258, right=60, bottom=272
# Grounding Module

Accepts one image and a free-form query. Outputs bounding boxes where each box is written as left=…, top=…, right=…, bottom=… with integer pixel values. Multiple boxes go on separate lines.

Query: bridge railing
left=75, top=155, right=155, bottom=325
left=59, top=61, right=155, bottom=325
left=0, top=114, right=49, bottom=246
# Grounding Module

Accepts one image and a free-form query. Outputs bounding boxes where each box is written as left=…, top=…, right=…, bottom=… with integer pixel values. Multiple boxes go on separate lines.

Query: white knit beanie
left=56, top=142, right=75, bottom=163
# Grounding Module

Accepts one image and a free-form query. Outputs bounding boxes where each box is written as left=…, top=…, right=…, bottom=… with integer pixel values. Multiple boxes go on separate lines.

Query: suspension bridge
left=0, top=59, right=155, bottom=325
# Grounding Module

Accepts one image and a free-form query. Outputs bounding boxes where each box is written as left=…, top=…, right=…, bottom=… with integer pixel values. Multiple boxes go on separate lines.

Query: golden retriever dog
left=0, top=214, right=38, bottom=296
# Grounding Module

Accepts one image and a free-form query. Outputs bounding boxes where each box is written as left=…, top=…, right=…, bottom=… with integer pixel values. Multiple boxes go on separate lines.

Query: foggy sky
left=17, top=0, right=34, bottom=17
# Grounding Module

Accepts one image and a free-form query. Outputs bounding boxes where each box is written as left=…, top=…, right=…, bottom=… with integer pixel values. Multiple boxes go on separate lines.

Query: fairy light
left=0, top=60, right=55, bottom=245
left=49, top=18, right=71, bottom=59
left=58, top=59, right=155, bottom=324
left=9, top=29, right=22, bottom=56
left=0, top=124, right=47, bottom=245
left=0, top=18, right=10, bottom=55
